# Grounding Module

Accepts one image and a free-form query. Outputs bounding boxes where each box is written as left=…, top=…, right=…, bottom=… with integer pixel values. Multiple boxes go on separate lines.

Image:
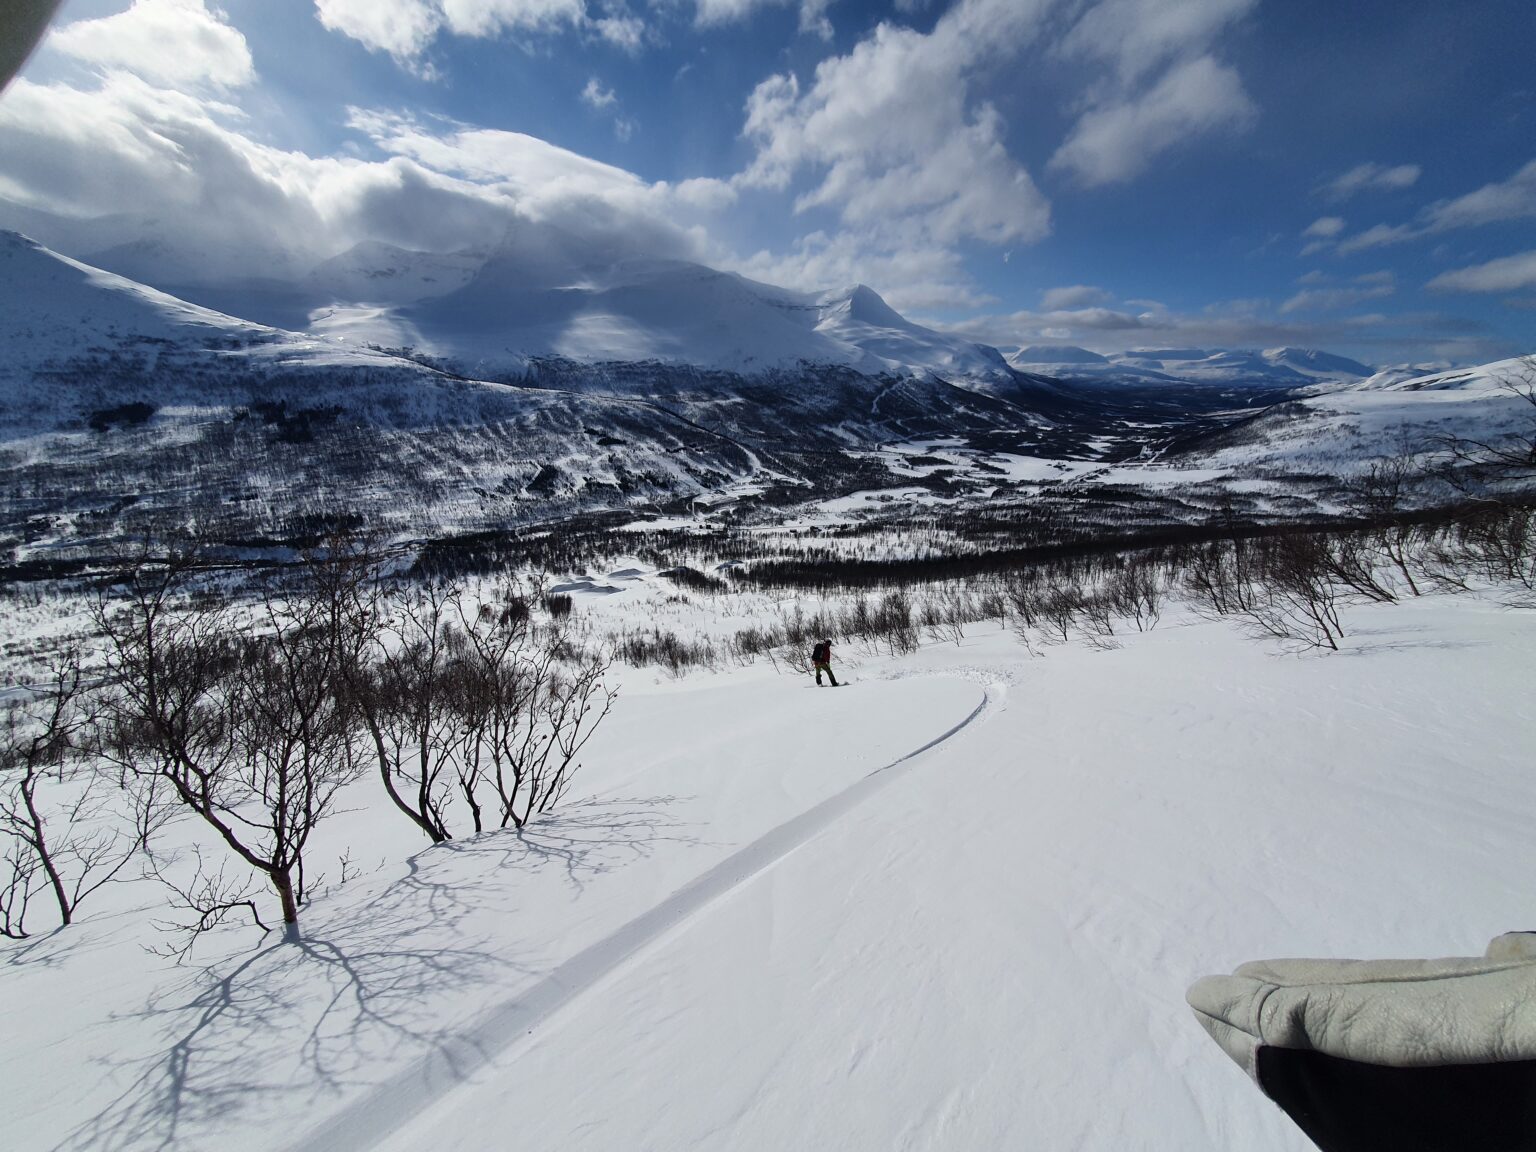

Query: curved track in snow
left=287, top=680, right=996, bottom=1152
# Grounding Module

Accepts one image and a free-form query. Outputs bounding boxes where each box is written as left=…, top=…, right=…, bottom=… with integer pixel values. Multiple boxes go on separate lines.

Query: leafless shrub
left=98, top=558, right=364, bottom=943
left=1243, top=534, right=1345, bottom=652
left=345, top=581, right=463, bottom=843
left=1349, top=456, right=1431, bottom=596
left=447, top=597, right=615, bottom=831
left=1184, top=539, right=1261, bottom=618
left=1318, top=532, right=1398, bottom=604
left=1036, top=581, right=1085, bottom=646
left=1105, top=564, right=1163, bottom=631
left=1, top=649, right=143, bottom=937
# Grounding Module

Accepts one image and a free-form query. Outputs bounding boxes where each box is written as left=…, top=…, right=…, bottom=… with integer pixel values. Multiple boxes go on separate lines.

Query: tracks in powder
left=286, top=680, right=997, bottom=1152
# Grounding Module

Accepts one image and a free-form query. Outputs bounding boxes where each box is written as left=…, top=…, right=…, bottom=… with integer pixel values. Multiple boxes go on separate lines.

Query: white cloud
left=1280, top=281, right=1394, bottom=314
left=1332, top=160, right=1536, bottom=256
left=0, top=73, right=728, bottom=287
left=1322, top=161, right=1421, bottom=202
left=1336, top=221, right=1416, bottom=254
left=1041, top=284, right=1112, bottom=310
left=581, top=77, right=617, bottom=109
left=732, top=229, right=989, bottom=312
left=693, top=0, right=835, bottom=37
left=738, top=5, right=1053, bottom=251
left=1049, top=53, right=1255, bottom=186
left=1425, top=159, right=1536, bottom=230
left=1303, top=215, right=1345, bottom=238
left=731, top=0, right=1255, bottom=306
left=1428, top=250, right=1536, bottom=294
left=50, top=0, right=255, bottom=90
left=314, top=0, right=443, bottom=59
left=593, top=12, right=645, bottom=50
left=1046, top=0, right=1257, bottom=187
left=578, top=77, right=638, bottom=140
left=439, top=0, right=586, bottom=38
left=314, top=0, right=614, bottom=62
left=1054, top=0, right=1257, bottom=85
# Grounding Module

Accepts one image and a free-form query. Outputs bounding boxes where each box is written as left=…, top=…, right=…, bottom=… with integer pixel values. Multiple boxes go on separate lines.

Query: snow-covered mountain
left=0, top=231, right=448, bottom=428
left=1260, top=346, right=1376, bottom=382
left=1108, top=347, right=1373, bottom=386
left=1176, top=355, right=1536, bottom=477
left=5, top=227, right=1525, bottom=562
left=0, top=232, right=1073, bottom=556
left=1006, top=344, right=1374, bottom=387
left=1006, top=345, right=1175, bottom=383
left=351, top=249, right=1015, bottom=384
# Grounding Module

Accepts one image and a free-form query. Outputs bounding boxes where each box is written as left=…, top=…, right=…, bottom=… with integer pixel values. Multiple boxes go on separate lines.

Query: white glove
left=1187, top=933, right=1536, bottom=1152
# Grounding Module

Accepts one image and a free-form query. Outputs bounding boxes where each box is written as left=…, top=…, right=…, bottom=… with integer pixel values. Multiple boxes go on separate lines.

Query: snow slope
left=400, top=255, right=1012, bottom=382
left=1108, top=347, right=1373, bottom=386
left=4, top=589, right=1535, bottom=1152
left=1186, top=354, right=1536, bottom=476
left=1007, top=345, right=1373, bottom=388
left=0, top=230, right=421, bottom=397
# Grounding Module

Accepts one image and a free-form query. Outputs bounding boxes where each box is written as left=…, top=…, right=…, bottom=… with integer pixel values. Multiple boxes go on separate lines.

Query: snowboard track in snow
left=286, top=679, right=994, bottom=1152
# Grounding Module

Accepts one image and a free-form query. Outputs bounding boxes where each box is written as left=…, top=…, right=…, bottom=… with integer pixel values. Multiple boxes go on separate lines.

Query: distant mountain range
left=1005, top=344, right=1376, bottom=387
left=1, top=226, right=1525, bottom=566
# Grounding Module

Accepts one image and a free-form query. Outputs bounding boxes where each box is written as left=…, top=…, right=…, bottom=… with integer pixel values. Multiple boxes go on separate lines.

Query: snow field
left=367, top=596, right=1536, bottom=1152
left=4, top=577, right=1534, bottom=1151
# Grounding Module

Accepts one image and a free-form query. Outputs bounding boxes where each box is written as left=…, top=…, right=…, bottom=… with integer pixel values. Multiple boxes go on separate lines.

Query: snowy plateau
left=2, top=227, right=1536, bottom=1152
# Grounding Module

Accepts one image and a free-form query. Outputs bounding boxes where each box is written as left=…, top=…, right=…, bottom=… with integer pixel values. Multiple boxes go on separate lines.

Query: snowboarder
left=811, top=638, right=839, bottom=686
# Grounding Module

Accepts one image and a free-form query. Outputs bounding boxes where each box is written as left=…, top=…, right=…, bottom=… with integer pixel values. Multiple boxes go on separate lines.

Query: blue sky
left=2, top=0, right=1533, bottom=365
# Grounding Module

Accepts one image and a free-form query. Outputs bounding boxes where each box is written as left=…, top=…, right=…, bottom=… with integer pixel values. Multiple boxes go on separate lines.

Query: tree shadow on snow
left=55, top=795, right=697, bottom=1152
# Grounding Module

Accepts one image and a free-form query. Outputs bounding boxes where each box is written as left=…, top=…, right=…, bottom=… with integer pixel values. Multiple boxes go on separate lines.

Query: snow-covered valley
left=4, top=229, right=1533, bottom=574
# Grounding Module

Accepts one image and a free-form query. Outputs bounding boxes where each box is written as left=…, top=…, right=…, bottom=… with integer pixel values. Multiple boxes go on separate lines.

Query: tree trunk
left=21, top=768, right=71, bottom=927
left=274, top=867, right=300, bottom=943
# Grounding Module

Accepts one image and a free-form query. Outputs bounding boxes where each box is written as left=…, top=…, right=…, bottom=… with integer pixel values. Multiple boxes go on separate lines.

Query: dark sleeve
left=1256, top=1047, right=1536, bottom=1152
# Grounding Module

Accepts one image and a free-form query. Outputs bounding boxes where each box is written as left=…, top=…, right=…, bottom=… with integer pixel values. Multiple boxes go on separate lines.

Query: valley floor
left=5, top=592, right=1535, bottom=1151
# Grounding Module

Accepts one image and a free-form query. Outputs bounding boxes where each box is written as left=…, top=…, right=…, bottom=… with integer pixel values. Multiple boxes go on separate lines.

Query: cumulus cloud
left=593, top=12, right=646, bottom=50
left=1041, top=285, right=1112, bottom=310
left=1428, top=250, right=1536, bottom=294
left=694, top=0, right=835, bottom=37
left=732, top=229, right=990, bottom=312
left=733, top=0, right=1054, bottom=307
left=314, top=0, right=839, bottom=62
left=1047, top=0, right=1258, bottom=187
left=729, top=0, right=1257, bottom=304
left=315, top=0, right=445, bottom=59
left=1049, top=53, right=1255, bottom=186
left=315, top=0, right=612, bottom=62
left=1321, top=161, right=1421, bottom=202
left=50, top=0, right=255, bottom=90
left=0, top=71, right=729, bottom=288
left=579, top=77, right=639, bottom=140
left=581, top=77, right=617, bottom=109
left=1054, top=0, right=1257, bottom=86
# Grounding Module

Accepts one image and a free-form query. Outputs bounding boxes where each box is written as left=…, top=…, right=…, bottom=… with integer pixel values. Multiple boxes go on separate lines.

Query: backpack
left=811, top=641, right=829, bottom=664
